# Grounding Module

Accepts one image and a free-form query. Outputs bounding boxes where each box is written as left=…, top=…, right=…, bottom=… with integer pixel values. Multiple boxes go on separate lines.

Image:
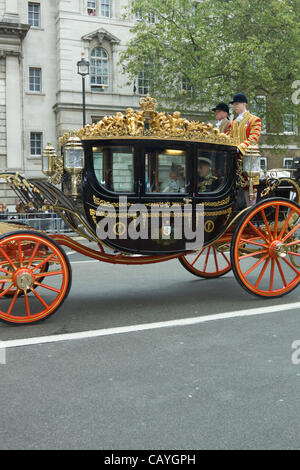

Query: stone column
left=6, top=54, right=22, bottom=169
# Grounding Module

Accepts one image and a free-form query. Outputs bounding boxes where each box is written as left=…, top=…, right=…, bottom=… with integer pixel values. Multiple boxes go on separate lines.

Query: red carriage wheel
left=0, top=231, right=71, bottom=324
left=179, top=242, right=232, bottom=278
left=231, top=198, right=300, bottom=297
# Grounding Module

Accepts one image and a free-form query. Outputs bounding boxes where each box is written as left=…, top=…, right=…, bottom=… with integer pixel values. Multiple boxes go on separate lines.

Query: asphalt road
left=0, top=245, right=300, bottom=450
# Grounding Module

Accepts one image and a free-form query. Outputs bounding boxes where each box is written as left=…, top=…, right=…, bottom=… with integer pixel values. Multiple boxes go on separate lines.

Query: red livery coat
left=229, top=111, right=262, bottom=155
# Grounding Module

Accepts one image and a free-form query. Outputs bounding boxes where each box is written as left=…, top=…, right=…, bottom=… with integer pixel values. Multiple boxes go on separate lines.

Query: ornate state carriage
left=1, top=96, right=299, bottom=324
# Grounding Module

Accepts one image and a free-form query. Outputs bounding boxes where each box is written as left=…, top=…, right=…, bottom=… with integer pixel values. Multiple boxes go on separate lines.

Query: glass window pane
left=284, top=158, right=293, bottom=169
left=148, top=12, right=156, bottom=23
left=197, top=149, right=227, bottom=193
left=28, top=3, right=40, bottom=27
left=283, top=114, right=297, bottom=134
left=101, top=0, right=110, bottom=17
left=259, top=158, right=267, bottom=170
left=138, top=69, right=150, bottom=95
left=138, top=64, right=151, bottom=95
left=93, top=146, right=134, bottom=192
left=182, top=78, right=193, bottom=95
left=30, top=132, right=42, bottom=156
left=145, top=149, right=187, bottom=193
left=91, top=48, right=109, bottom=88
left=29, top=68, right=41, bottom=92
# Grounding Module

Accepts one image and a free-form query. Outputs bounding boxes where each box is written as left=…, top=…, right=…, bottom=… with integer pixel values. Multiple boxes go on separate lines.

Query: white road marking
left=1, top=301, right=300, bottom=350
left=70, top=260, right=100, bottom=264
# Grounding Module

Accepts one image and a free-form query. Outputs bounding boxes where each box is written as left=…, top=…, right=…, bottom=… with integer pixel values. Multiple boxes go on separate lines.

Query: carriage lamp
left=42, top=142, right=63, bottom=185
left=42, top=143, right=57, bottom=178
left=243, top=144, right=261, bottom=201
left=63, top=136, right=84, bottom=198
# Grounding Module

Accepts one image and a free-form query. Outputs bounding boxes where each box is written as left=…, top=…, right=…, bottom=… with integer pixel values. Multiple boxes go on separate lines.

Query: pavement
left=0, top=245, right=300, bottom=450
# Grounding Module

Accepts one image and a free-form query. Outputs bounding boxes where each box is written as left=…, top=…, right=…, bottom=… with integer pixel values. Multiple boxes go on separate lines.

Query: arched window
left=90, top=47, right=109, bottom=90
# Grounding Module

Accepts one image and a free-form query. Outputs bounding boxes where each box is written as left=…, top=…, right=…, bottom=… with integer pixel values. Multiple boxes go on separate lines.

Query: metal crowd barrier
left=0, top=212, right=74, bottom=235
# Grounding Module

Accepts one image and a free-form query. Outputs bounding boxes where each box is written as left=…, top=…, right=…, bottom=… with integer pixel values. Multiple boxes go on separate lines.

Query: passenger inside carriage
left=145, top=148, right=187, bottom=193
left=162, top=163, right=186, bottom=193
left=197, top=156, right=219, bottom=193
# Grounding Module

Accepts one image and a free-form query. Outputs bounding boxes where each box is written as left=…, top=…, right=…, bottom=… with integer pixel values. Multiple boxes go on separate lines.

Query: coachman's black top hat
left=212, top=102, right=229, bottom=114
left=230, top=93, right=248, bottom=104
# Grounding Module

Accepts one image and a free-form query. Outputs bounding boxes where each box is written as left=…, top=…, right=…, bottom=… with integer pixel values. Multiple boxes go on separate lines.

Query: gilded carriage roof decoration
left=139, top=95, right=158, bottom=113
left=59, top=95, right=239, bottom=147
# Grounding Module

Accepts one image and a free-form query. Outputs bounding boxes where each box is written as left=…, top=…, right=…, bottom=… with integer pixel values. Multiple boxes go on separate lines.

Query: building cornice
left=0, top=22, right=30, bottom=40
left=0, top=22, right=30, bottom=57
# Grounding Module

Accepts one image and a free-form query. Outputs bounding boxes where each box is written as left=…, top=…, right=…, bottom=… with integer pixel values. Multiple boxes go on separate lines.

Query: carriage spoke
left=262, top=210, right=273, bottom=241
left=221, top=252, right=230, bottom=264
left=29, top=287, right=49, bottom=309
left=275, top=258, right=288, bottom=288
left=213, top=246, right=219, bottom=272
left=191, top=248, right=205, bottom=267
left=273, top=204, right=280, bottom=239
left=0, top=284, right=14, bottom=298
left=281, top=256, right=300, bottom=276
left=34, top=270, right=63, bottom=278
left=254, top=257, right=270, bottom=289
left=7, top=291, right=19, bottom=316
left=32, top=253, right=57, bottom=272
left=243, top=253, right=269, bottom=278
left=282, top=223, right=300, bottom=243
left=288, top=251, right=300, bottom=257
left=239, top=249, right=267, bottom=260
left=0, top=267, right=11, bottom=275
left=24, top=291, right=31, bottom=317
left=269, top=259, right=275, bottom=292
left=203, top=246, right=211, bottom=272
left=0, top=246, right=17, bottom=271
left=279, top=209, right=295, bottom=239
left=18, top=241, right=24, bottom=267
left=240, top=237, right=267, bottom=248
left=286, top=239, right=300, bottom=247
left=34, top=282, right=61, bottom=293
left=27, top=241, right=40, bottom=269
left=248, top=221, right=269, bottom=243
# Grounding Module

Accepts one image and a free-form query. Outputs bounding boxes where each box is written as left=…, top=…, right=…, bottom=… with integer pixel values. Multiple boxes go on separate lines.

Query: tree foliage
left=121, top=0, right=300, bottom=128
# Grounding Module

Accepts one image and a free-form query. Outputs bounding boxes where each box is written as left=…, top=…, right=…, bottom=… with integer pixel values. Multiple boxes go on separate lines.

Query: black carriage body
left=82, top=138, right=238, bottom=255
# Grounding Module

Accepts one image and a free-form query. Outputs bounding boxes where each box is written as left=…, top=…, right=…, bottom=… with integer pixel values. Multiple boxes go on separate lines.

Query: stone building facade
left=0, top=0, right=299, bottom=207
left=0, top=0, right=142, bottom=205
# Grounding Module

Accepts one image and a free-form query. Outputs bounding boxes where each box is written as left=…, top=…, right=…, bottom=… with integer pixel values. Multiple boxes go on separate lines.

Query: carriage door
left=192, top=144, right=232, bottom=246
left=91, top=143, right=141, bottom=253
left=139, top=141, right=193, bottom=253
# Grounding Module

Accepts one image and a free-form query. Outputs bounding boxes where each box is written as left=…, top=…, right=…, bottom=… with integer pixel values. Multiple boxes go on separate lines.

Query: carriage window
left=145, top=149, right=187, bottom=193
left=197, top=150, right=227, bottom=193
left=93, top=146, right=134, bottom=192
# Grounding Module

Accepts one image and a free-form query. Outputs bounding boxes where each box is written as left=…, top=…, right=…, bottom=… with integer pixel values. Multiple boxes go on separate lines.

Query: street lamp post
left=77, top=53, right=90, bottom=127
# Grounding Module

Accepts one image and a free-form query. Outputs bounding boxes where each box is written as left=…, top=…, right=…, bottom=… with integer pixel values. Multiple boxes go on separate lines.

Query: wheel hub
left=269, top=240, right=288, bottom=258
left=14, top=269, right=34, bottom=290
